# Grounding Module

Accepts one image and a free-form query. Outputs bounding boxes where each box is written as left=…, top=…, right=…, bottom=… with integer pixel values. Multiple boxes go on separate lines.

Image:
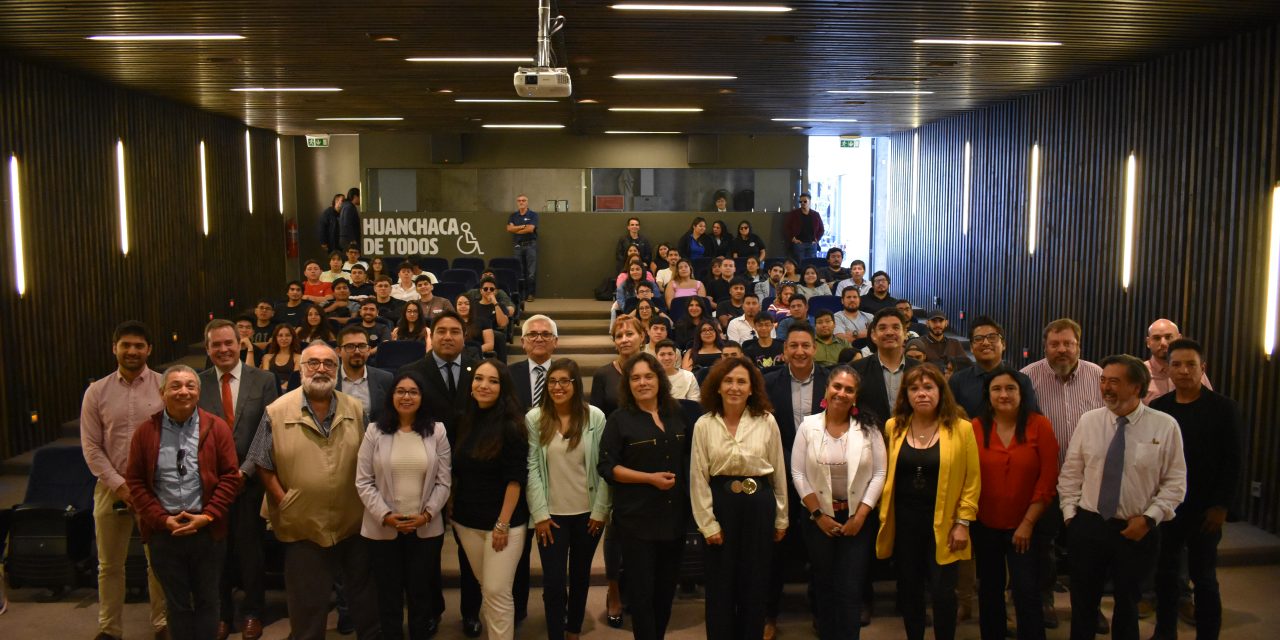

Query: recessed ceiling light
left=612, top=4, right=792, bottom=12
left=612, top=74, right=737, bottom=80
left=609, top=107, right=703, bottom=112
left=455, top=98, right=559, bottom=103
left=406, top=56, right=534, bottom=62
left=482, top=124, right=566, bottom=129
left=827, top=90, right=933, bottom=95
left=88, top=34, right=244, bottom=41
left=232, top=87, right=342, bottom=92
left=772, top=117, right=857, bottom=123
left=605, top=130, right=683, bottom=134
left=368, top=33, right=400, bottom=42
left=914, top=38, right=1062, bottom=46
left=435, top=89, right=454, bottom=94
left=577, top=99, right=600, bottom=104
left=316, top=117, right=403, bottom=121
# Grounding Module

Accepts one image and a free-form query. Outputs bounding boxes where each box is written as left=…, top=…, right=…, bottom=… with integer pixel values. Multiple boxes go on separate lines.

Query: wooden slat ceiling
left=1, top=0, right=1277, bottom=136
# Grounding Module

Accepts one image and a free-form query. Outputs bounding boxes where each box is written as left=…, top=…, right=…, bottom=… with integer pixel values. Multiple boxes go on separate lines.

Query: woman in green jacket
left=525, top=359, right=611, bottom=640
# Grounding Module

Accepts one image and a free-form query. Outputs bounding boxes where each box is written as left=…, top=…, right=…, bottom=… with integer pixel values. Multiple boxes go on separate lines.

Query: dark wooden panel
left=873, top=24, right=1280, bottom=531
left=0, top=54, right=286, bottom=459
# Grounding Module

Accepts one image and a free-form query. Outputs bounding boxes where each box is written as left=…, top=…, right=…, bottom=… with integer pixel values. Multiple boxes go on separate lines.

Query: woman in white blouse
left=690, top=356, right=789, bottom=640
left=792, top=365, right=887, bottom=640
left=355, top=371, right=452, bottom=640
left=525, top=359, right=611, bottom=640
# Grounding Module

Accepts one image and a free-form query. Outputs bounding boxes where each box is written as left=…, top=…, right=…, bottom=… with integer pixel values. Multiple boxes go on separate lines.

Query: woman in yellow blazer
left=875, top=363, right=980, bottom=640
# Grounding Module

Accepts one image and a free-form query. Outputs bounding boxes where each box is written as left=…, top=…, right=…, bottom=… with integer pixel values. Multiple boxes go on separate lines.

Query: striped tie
left=533, top=364, right=546, bottom=406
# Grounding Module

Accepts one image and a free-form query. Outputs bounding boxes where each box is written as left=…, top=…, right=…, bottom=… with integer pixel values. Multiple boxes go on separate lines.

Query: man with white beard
left=242, top=343, right=380, bottom=639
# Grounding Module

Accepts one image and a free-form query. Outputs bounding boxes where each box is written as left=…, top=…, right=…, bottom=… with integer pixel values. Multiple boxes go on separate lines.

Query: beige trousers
left=454, top=523, right=527, bottom=640
left=94, top=481, right=167, bottom=636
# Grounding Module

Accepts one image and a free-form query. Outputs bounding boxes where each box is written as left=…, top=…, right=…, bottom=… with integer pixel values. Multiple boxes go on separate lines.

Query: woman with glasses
left=453, top=359, right=529, bottom=640
left=391, top=301, right=430, bottom=344
left=689, top=357, right=788, bottom=640
left=792, top=365, right=886, bottom=639
left=682, top=320, right=724, bottom=371
left=355, top=372, right=452, bottom=640
left=526, top=360, right=611, bottom=640
left=731, top=221, right=766, bottom=261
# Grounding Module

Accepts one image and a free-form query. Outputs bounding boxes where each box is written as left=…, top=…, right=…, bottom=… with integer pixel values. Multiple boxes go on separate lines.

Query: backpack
left=594, top=278, right=616, bottom=301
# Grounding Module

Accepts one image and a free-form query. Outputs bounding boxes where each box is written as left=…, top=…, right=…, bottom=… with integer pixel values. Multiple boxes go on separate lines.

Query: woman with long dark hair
left=673, top=297, right=709, bottom=348
left=392, top=301, right=430, bottom=343
left=876, top=364, right=980, bottom=640
left=597, top=352, right=690, bottom=640
left=260, top=323, right=300, bottom=392
left=731, top=220, right=766, bottom=261
left=526, top=359, right=611, bottom=640
left=682, top=320, right=724, bottom=371
left=677, top=216, right=710, bottom=260
left=456, top=294, right=495, bottom=358
left=665, top=259, right=707, bottom=309
left=453, top=359, right=530, bottom=640
left=707, top=220, right=732, bottom=258
left=971, top=367, right=1058, bottom=640
left=690, top=357, right=788, bottom=639
left=296, top=304, right=336, bottom=345
left=797, top=265, right=831, bottom=300
left=355, top=372, right=452, bottom=640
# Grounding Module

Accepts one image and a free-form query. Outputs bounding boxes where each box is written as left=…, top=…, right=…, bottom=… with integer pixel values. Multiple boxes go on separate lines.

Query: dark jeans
left=148, top=528, right=225, bottom=640
left=537, top=513, right=603, bottom=638
left=896, top=503, right=958, bottom=640
left=369, top=534, right=443, bottom=640
left=283, top=536, right=380, bottom=640
left=704, top=477, right=775, bottom=640
left=620, top=535, right=684, bottom=640
left=1067, top=510, right=1160, bottom=640
left=514, top=242, right=537, bottom=296
left=803, top=508, right=874, bottom=640
left=1035, top=497, right=1063, bottom=605
left=219, top=481, right=266, bottom=623
left=766, top=497, right=813, bottom=619
left=1154, top=513, right=1223, bottom=639
left=790, top=241, right=818, bottom=262
left=455, top=525, right=532, bottom=621
left=972, top=521, right=1045, bottom=640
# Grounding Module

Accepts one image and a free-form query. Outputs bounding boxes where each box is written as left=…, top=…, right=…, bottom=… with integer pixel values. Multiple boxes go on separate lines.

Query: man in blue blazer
left=334, top=324, right=394, bottom=424
left=197, top=320, right=279, bottom=640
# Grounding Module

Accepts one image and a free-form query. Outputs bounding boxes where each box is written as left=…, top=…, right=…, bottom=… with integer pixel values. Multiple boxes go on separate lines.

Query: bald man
left=1144, top=319, right=1211, bottom=404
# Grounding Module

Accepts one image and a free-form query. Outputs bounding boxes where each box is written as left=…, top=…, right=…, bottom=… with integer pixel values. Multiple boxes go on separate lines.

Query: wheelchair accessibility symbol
left=457, top=222, right=484, bottom=255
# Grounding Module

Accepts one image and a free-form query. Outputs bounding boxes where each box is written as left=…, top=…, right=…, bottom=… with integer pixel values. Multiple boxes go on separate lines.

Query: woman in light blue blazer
left=355, top=371, right=452, bottom=640
left=526, top=359, right=611, bottom=640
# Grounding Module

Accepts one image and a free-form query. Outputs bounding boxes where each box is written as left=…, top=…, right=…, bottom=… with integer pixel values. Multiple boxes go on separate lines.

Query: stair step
left=550, top=318, right=612, bottom=336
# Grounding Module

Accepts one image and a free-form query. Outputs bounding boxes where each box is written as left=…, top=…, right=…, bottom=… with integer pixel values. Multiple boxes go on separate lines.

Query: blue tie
left=1097, top=415, right=1128, bottom=519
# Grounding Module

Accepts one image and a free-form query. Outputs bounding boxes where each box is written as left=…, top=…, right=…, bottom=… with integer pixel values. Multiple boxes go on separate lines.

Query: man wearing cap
left=784, top=192, right=824, bottom=262
left=918, top=309, right=968, bottom=369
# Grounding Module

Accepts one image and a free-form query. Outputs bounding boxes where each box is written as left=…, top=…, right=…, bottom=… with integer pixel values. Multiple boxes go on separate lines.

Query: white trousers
left=453, top=523, right=527, bottom=640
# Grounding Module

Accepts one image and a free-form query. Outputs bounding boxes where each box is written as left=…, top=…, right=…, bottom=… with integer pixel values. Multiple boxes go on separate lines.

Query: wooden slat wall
left=872, top=24, right=1280, bottom=531
left=0, top=54, right=286, bottom=459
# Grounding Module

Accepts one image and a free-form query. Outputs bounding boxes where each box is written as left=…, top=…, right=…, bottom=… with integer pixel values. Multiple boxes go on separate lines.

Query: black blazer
left=763, top=364, right=830, bottom=457
left=398, top=351, right=477, bottom=439
left=336, top=365, right=394, bottom=424
left=851, top=354, right=921, bottom=428
left=197, top=365, right=279, bottom=464
left=508, top=358, right=554, bottom=412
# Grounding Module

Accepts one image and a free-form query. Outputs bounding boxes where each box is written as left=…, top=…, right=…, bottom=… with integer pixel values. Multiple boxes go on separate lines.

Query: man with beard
left=918, top=309, right=968, bottom=369
left=833, top=286, right=873, bottom=344
left=334, top=325, right=393, bottom=424
left=1058, top=354, right=1185, bottom=640
left=1143, top=318, right=1212, bottom=404
left=242, top=343, right=379, bottom=640
left=860, top=271, right=897, bottom=315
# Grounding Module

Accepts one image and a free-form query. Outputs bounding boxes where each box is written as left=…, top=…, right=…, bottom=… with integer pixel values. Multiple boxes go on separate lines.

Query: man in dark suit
left=509, top=314, right=559, bottom=410
left=334, top=325, right=394, bottom=423
left=852, top=307, right=922, bottom=427
left=197, top=319, right=279, bottom=640
left=762, top=322, right=828, bottom=638
left=397, top=311, right=485, bottom=636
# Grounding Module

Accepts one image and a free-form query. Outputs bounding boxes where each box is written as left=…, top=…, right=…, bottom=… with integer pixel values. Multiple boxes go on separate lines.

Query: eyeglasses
left=524, top=332, right=555, bottom=341
left=971, top=334, right=1002, bottom=345
left=393, top=388, right=421, bottom=398
left=341, top=343, right=370, bottom=352
left=547, top=378, right=575, bottom=388
left=176, top=449, right=188, bottom=477
left=301, top=359, right=339, bottom=370
left=481, top=287, right=496, bottom=292
left=701, top=328, right=717, bottom=334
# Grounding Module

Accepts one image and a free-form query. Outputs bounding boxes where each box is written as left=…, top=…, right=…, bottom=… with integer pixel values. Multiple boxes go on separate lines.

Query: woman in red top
left=970, top=366, right=1059, bottom=640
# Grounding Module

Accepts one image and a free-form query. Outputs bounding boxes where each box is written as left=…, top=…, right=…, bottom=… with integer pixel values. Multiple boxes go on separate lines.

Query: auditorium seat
left=451, top=257, right=485, bottom=273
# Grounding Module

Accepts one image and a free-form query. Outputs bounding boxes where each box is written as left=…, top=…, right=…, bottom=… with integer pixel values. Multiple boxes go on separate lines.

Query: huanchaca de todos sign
left=361, top=215, right=485, bottom=257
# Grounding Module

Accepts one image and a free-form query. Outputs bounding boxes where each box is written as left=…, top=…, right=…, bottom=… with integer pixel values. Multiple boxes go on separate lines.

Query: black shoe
left=424, top=617, right=440, bottom=638
left=462, top=618, right=482, bottom=638
left=337, top=612, right=354, bottom=635
left=606, top=612, right=624, bottom=628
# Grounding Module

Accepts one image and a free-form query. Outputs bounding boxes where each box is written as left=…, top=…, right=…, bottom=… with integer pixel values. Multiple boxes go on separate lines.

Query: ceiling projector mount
left=514, top=0, right=571, bottom=98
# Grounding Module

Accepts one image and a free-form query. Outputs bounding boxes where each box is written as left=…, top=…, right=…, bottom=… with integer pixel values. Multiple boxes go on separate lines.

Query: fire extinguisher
left=285, top=219, right=299, bottom=258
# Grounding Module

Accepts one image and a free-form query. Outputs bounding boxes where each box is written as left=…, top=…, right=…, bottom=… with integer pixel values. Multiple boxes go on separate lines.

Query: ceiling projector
left=514, top=67, right=572, bottom=98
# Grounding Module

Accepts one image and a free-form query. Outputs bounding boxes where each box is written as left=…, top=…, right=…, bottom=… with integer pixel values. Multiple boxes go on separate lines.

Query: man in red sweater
left=126, top=364, right=241, bottom=640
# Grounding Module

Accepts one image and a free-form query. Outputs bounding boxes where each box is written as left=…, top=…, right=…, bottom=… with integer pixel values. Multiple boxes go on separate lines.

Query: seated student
left=324, top=278, right=358, bottom=325
left=321, top=251, right=347, bottom=283
left=368, top=256, right=392, bottom=283
left=904, top=339, right=929, bottom=365
left=260, top=323, right=300, bottom=392
left=726, top=291, right=762, bottom=345
left=234, top=314, right=261, bottom=367
left=664, top=259, right=707, bottom=309
left=643, top=317, right=673, bottom=355
left=731, top=220, right=767, bottom=261
left=621, top=281, right=668, bottom=315
left=742, top=314, right=783, bottom=369
left=296, top=305, right=336, bottom=346
left=682, top=320, right=724, bottom=371
left=273, top=281, right=312, bottom=328
left=781, top=259, right=800, bottom=284
left=390, top=262, right=421, bottom=302
left=765, top=283, right=795, bottom=322
left=860, top=270, right=897, bottom=314
left=818, top=247, right=850, bottom=284
left=654, top=339, right=700, bottom=401
left=813, top=310, right=851, bottom=367
left=408, top=261, right=437, bottom=284
left=301, top=260, right=334, bottom=304
left=795, top=265, right=831, bottom=300
left=414, top=275, right=455, bottom=322
left=454, top=294, right=494, bottom=359
left=356, top=300, right=392, bottom=354
left=251, top=299, right=276, bottom=351
left=833, top=287, right=873, bottom=344
left=673, top=297, right=711, bottom=348
left=464, top=271, right=517, bottom=319
left=715, top=279, right=748, bottom=331
left=895, top=299, right=927, bottom=338
left=652, top=242, right=672, bottom=275
left=391, top=301, right=430, bottom=343
left=655, top=248, right=680, bottom=292
left=616, top=259, right=659, bottom=316
left=342, top=243, right=368, bottom=273
left=833, top=259, right=872, bottom=297
left=705, top=257, right=740, bottom=304
left=469, top=276, right=511, bottom=352
left=372, top=276, right=407, bottom=322
left=742, top=255, right=765, bottom=286
left=775, top=293, right=814, bottom=339
left=720, top=340, right=745, bottom=360
left=348, top=263, right=375, bottom=301
left=632, top=298, right=672, bottom=333
left=753, top=261, right=786, bottom=301
left=615, top=248, right=655, bottom=287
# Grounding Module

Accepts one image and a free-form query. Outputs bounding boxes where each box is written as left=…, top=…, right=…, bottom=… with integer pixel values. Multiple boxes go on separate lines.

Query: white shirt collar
left=217, top=360, right=243, bottom=381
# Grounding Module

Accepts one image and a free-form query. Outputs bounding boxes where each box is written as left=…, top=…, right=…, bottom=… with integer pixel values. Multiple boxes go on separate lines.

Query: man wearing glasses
left=335, top=325, right=393, bottom=423
left=946, top=316, right=1041, bottom=418
left=242, top=343, right=380, bottom=639
left=510, top=314, right=559, bottom=411
left=784, top=192, right=824, bottom=262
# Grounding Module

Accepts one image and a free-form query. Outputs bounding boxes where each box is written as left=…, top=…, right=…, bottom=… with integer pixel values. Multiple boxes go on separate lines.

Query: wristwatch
left=809, top=509, right=823, bottom=521
left=953, top=518, right=970, bottom=527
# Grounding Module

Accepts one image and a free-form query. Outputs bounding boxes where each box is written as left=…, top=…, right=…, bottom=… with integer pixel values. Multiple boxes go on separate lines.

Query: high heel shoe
left=607, top=611, right=624, bottom=628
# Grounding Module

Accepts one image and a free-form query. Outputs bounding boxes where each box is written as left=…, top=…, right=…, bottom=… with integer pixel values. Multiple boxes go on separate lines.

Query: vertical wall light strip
left=276, top=137, right=284, bottom=214
left=1121, top=153, right=1137, bottom=289
left=883, top=139, right=893, bottom=219
left=1028, top=144, right=1041, bottom=255
left=911, top=132, right=920, bottom=216
left=1264, top=184, right=1280, bottom=355
left=961, top=141, right=972, bottom=235
left=199, top=141, right=210, bottom=235
left=116, top=141, right=129, bottom=255
left=245, top=130, right=254, bottom=214
left=7, top=155, right=25, bottom=296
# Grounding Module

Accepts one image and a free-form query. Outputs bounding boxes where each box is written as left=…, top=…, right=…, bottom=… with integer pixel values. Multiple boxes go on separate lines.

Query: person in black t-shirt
left=273, top=281, right=312, bottom=328
left=356, top=301, right=391, bottom=354
left=860, top=271, right=898, bottom=315
left=348, top=264, right=374, bottom=301
left=742, top=314, right=783, bottom=369
left=371, top=276, right=406, bottom=322
left=251, top=299, right=277, bottom=351
left=819, top=247, right=851, bottom=284
left=715, top=279, right=748, bottom=332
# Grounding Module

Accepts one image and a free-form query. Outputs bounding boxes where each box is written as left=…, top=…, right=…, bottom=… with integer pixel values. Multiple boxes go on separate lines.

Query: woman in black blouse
left=731, top=220, right=767, bottom=261
left=452, top=358, right=530, bottom=640
left=707, top=220, right=732, bottom=258
left=597, top=352, right=690, bottom=640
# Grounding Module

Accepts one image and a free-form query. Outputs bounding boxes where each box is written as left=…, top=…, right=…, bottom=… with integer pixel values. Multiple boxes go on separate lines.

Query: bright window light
left=612, top=74, right=737, bottom=80
left=199, top=141, right=210, bottom=236
left=1122, top=153, right=1137, bottom=289
left=772, top=117, right=857, bottom=123
left=276, top=138, right=284, bottom=215
left=1265, top=184, right=1280, bottom=355
left=914, top=38, right=1061, bottom=47
left=883, top=139, right=893, bottom=218
left=7, top=155, right=26, bottom=295
left=962, top=141, right=971, bottom=235
left=88, top=34, right=244, bottom=41
left=911, top=132, right=920, bottom=216
left=116, top=141, right=129, bottom=255
left=611, top=4, right=793, bottom=12
left=1028, top=144, right=1041, bottom=255
left=245, top=131, right=253, bottom=214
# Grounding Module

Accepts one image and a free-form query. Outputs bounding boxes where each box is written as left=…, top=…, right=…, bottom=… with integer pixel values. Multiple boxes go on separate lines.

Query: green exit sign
left=840, top=139, right=860, bottom=148
left=306, top=135, right=330, bottom=148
